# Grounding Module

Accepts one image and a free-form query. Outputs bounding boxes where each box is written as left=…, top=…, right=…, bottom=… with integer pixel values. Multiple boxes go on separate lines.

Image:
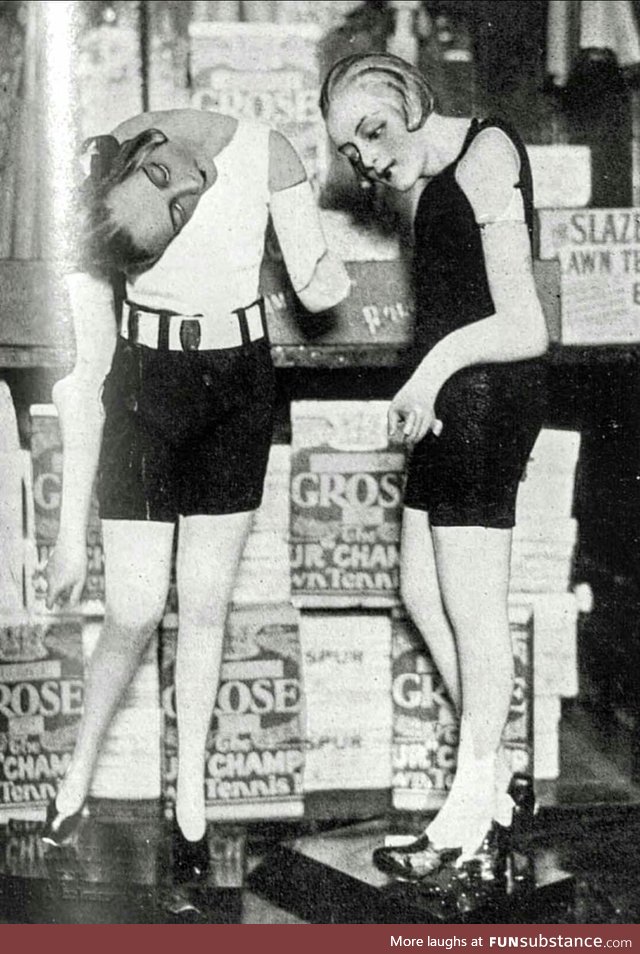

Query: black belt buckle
left=179, top=318, right=201, bottom=352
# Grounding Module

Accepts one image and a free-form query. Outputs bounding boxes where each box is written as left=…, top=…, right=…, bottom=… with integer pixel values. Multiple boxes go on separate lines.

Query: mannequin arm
left=268, top=130, right=350, bottom=313
left=46, top=271, right=116, bottom=606
left=270, top=181, right=350, bottom=313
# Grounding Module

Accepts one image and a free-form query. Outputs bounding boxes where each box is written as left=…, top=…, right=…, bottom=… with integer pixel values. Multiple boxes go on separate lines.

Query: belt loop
left=129, top=307, right=139, bottom=345
left=257, top=297, right=269, bottom=343
left=158, top=313, right=170, bottom=350
left=234, top=307, right=250, bottom=346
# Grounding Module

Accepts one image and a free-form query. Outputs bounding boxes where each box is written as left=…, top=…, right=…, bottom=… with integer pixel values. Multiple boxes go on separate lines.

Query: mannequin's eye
left=171, top=200, right=185, bottom=233
left=144, top=163, right=170, bottom=187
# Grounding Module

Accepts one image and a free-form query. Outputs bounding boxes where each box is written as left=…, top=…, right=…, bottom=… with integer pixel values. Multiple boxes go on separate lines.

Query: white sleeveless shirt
left=126, top=120, right=270, bottom=316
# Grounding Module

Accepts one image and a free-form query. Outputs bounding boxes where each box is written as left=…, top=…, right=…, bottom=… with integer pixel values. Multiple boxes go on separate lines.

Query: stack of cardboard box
left=300, top=613, right=392, bottom=794
left=290, top=402, right=399, bottom=796
left=511, top=429, right=582, bottom=779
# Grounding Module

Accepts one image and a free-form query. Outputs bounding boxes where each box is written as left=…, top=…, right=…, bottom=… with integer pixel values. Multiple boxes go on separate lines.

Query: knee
left=178, top=580, right=230, bottom=630
left=179, top=600, right=226, bottom=631
left=400, top=563, right=440, bottom=629
left=105, top=591, right=165, bottom=642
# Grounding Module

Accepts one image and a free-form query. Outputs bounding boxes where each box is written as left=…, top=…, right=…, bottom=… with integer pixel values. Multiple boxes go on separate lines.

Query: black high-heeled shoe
left=375, top=775, right=534, bottom=885
left=172, top=821, right=210, bottom=885
left=372, top=833, right=459, bottom=881
left=508, top=773, right=535, bottom=835
left=412, top=821, right=512, bottom=913
left=456, top=820, right=512, bottom=883
left=41, top=799, right=86, bottom=847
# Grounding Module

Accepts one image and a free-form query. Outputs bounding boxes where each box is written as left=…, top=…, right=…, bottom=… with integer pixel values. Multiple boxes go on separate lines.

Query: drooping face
left=325, top=81, right=425, bottom=192
left=105, top=138, right=217, bottom=264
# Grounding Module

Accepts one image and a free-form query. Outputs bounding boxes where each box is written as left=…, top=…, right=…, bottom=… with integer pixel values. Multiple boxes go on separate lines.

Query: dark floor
left=539, top=699, right=640, bottom=808
left=0, top=701, right=638, bottom=924
left=532, top=699, right=640, bottom=924
left=0, top=804, right=638, bottom=924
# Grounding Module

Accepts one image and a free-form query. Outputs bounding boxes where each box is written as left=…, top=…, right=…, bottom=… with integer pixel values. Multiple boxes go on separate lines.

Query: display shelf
left=0, top=258, right=562, bottom=370
left=1, top=255, right=638, bottom=369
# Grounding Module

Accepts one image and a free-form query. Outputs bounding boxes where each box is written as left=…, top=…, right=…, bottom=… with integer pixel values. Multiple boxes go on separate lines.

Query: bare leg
left=174, top=511, right=253, bottom=841
left=426, top=526, right=514, bottom=857
left=400, top=507, right=461, bottom=710
left=56, top=519, right=174, bottom=817
left=401, top=509, right=513, bottom=823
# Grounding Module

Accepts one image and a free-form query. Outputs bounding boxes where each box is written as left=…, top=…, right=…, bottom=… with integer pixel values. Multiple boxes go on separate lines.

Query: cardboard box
left=539, top=209, right=640, bottom=345
left=299, top=613, right=392, bottom=792
left=290, top=402, right=405, bottom=607
left=190, top=21, right=325, bottom=188
left=0, top=617, right=84, bottom=821
left=517, top=430, right=581, bottom=525
left=533, top=695, right=562, bottom=781
left=527, top=145, right=591, bottom=209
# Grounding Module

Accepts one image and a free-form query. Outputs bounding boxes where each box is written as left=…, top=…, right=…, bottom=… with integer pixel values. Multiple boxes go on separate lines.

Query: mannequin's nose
left=175, top=172, right=203, bottom=197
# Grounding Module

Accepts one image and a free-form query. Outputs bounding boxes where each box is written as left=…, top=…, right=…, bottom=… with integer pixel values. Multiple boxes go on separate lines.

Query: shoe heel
left=172, top=822, right=210, bottom=885
left=457, top=821, right=512, bottom=884
left=41, top=799, right=86, bottom=847
left=508, top=773, right=536, bottom=837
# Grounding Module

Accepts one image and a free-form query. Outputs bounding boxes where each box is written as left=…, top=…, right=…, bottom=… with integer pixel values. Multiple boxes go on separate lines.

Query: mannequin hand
left=388, top=380, right=443, bottom=444
left=45, top=537, right=87, bottom=609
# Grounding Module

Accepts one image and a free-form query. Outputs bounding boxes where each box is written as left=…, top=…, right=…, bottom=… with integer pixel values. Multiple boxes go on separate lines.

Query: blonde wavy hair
left=319, top=53, right=436, bottom=133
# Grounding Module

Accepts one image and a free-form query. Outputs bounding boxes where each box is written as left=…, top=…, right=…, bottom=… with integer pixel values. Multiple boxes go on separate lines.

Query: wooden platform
left=247, top=819, right=575, bottom=924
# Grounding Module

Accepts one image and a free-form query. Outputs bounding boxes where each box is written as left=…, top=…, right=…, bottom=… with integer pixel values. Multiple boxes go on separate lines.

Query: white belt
left=120, top=300, right=266, bottom=351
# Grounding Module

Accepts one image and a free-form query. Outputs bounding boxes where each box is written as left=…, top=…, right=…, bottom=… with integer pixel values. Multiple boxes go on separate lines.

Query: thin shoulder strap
left=454, top=117, right=481, bottom=166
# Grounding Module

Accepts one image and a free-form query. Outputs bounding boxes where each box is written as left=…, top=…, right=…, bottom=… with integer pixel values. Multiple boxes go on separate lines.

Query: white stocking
left=174, top=623, right=225, bottom=841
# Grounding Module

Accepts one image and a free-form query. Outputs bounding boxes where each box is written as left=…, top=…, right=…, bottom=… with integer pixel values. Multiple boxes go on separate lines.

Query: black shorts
left=403, top=361, right=546, bottom=528
left=98, top=335, right=276, bottom=522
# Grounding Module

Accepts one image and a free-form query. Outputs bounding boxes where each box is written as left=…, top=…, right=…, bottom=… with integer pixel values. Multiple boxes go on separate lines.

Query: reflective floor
left=0, top=801, right=638, bottom=923
left=247, top=818, right=575, bottom=924
left=0, top=802, right=245, bottom=924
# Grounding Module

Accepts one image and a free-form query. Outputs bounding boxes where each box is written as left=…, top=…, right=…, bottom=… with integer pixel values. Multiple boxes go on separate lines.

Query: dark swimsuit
left=403, top=118, right=546, bottom=528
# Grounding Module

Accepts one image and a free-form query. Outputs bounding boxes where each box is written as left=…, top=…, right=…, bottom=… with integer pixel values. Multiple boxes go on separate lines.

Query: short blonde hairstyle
left=320, top=53, right=435, bottom=133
